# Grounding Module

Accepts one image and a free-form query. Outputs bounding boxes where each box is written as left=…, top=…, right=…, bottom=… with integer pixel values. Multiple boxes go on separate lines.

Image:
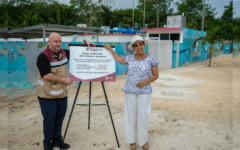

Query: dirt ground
left=1, top=54, right=238, bottom=150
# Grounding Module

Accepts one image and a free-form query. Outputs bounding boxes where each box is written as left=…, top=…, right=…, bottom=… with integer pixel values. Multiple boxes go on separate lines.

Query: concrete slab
left=152, top=87, right=202, bottom=100
left=155, top=74, right=207, bottom=87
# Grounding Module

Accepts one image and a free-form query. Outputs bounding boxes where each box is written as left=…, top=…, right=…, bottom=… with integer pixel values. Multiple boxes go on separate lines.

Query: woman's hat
left=128, top=35, right=148, bottom=50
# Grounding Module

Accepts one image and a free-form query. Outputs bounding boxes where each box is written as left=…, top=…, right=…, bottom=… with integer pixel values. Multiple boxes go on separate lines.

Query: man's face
left=48, top=35, right=62, bottom=52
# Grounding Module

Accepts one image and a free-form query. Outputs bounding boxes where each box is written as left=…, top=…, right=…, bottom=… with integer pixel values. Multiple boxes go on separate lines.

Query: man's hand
left=103, top=44, right=112, bottom=50
left=85, top=40, right=96, bottom=47
left=43, top=73, right=74, bottom=85
left=64, top=78, right=74, bottom=85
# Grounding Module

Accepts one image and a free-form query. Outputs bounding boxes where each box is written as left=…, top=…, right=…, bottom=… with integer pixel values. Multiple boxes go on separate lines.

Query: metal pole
left=173, top=0, right=174, bottom=14
left=101, top=82, right=120, bottom=147
left=61, top=82, right=82, bottom=150
left=132, top=0, right=134, bottom=30
left=143, top=0, right=145, bottom=29
left=97, top=32, right=99, bottom=42
left=202, top=0, right=205, bottom=31
left=42, top=26, right=46, bottom=43
left=157, top=3, right=159, bottom=28
left=88, top=81, right=92, bottom=129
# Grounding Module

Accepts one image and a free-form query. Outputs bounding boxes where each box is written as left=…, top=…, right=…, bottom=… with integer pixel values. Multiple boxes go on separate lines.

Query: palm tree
left=233, top=18, right=240, bottom=56
left=193, top=28, right=225, bottom=67
left=48, top=5, right=74, bottom=25
left=21, top=10, right=43, bottom=27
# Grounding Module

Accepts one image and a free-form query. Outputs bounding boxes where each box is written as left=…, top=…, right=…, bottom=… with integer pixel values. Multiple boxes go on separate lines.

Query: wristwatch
left=84, top=40, right=87, bottom=45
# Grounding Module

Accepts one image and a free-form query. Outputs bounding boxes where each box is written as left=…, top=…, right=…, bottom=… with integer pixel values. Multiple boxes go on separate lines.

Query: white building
left=142, top=27, right=182, bottom=43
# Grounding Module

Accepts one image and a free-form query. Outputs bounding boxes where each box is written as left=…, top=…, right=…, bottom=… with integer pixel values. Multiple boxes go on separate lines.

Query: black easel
left=61, top=81, right=120, bottom=150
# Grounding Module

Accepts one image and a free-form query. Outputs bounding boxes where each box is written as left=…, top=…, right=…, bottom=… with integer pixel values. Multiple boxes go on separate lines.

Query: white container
left=77, top=24, right=87, bottom=28
left=167, top=15, right=186, bottom=28
left=100, top=26, right=106, bottom=34
left=105, top=26, right=110, bottom=34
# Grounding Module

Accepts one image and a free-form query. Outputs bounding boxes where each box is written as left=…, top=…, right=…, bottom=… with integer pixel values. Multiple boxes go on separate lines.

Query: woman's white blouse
left=121, top=54, right=159, bottom=94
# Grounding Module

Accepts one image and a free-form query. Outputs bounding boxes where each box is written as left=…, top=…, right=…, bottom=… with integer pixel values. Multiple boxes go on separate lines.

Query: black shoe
left=52, top=140, right=70, bottom=149
left=44, top=143, right=53, bottom=150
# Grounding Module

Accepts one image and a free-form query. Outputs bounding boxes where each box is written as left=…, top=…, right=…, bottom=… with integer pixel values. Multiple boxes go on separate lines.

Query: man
left=37, top=32, right=95, bottom=150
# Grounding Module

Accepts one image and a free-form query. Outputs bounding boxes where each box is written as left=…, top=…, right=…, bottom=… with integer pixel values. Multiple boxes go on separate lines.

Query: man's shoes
left=43, top=143, right=53, bottom=150
left=52, top=140, right=70, bottom=149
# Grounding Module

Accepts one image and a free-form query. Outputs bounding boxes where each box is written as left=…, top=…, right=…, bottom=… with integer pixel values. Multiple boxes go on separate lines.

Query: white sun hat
left=128, top=35, right=148, bottom=50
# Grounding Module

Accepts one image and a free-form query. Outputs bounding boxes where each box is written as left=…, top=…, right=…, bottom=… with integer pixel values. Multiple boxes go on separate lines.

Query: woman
left=103, top=35, right=159, bottom=150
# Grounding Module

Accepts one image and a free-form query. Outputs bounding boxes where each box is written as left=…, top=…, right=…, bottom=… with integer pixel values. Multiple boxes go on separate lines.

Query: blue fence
left=0, top=39, right=236, bottom=99
left=0, top=41, right=146, bottom=99
left=172, top=28, right=233, bottom=68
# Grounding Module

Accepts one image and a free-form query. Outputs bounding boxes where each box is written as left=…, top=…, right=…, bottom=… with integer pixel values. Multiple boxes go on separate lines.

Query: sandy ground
left=233, top=54, right=240, bottom=150
left=1, top=54, right=238, bottom=150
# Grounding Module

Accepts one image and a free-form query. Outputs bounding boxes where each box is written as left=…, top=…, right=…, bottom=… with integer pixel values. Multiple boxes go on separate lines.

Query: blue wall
left=233, top=43, right=240, bottom=56
left=172, top=43, right=177, bottom=68
left=179, top=28, right=207, bottom=67
left=175, top=28, right=232, bottom=68
left=0, top=42, right=8, bottom=95
left=0, top=41, right=148, bottom=99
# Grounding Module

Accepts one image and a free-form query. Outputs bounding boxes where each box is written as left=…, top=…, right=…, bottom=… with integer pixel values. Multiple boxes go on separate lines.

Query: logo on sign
left=86, top=47, right=103, bottom=52
left=105, top=76, right=109, bottom=80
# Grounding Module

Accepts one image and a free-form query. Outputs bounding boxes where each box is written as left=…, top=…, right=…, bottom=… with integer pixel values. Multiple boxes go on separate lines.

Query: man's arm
left=37, top=54, right=73, bottom=85
left=43, top=73, right=73, bottom=84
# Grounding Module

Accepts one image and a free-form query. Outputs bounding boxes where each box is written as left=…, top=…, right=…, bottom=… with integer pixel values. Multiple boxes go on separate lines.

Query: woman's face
left=133, top=41, right=145, bottom=55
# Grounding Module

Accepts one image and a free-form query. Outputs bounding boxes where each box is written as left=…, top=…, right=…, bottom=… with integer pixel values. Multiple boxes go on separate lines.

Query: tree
left=233, top=17, right=240, bottom=40
left=94, top=5, right=115, bottom=27
left=175, top=0, right=216, bottom=30
left=233, top=17, right=240, bottom=55
left=193, top=28, right=225, bottom=67
left=216, top=0, right=233, bottom=40
left=47, top=4, right=78, bottom=25
left=21, top=10, right=43, bottom=27
left=70, top=0, right=115, bottom=27
left=137, top=0, right=173, bottom=28
left=7, top=0, right=80, bottom=29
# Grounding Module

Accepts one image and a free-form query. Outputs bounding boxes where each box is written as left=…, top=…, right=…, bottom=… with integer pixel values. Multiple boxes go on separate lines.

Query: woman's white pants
left=123, top=93, right=151, bottom=146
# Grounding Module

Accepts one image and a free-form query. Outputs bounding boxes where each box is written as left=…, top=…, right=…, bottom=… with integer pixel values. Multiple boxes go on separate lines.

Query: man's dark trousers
left=38, top=97, right=68, bottom=144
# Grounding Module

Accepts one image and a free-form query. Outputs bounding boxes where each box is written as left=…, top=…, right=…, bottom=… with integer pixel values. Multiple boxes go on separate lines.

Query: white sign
left=69, top=45, right=116, bottom=82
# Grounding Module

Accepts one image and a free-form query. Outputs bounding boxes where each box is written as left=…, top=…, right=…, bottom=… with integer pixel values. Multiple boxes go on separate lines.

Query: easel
left=61, top=81, right=120, bottom=150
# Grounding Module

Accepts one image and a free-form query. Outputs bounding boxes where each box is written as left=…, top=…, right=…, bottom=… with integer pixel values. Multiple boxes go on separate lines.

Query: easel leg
left=88, top=81, right=92, bottom=129
left=101, top=82, right=120, bottom=147
left=61, top=82, right=82, bottom=150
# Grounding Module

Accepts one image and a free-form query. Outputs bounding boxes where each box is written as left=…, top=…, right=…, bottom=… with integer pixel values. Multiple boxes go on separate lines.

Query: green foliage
left=194, top=27, right=225, bottom=67
left=121, top=24, right=131, bottom=28
left=175, top=0, right=216, bottom=30
left=233, top=17, right=240, bottom=56
left=5, top=0, right=233, bottom=42
left=21, top=10, right=44, bottom=27
left=233, top=17, right=240, bottom=40
left=7, top=0, right=80, bottom=29
left=0, top=1, right=8, bottom=28
left=38, top=42, right=47, bottom=48
left=213, top=1, right=233, bottom=40
left=137, top=0, right=173, bottom=28
left=112, top=8, right=135, bottom=28
left=94, top=5, right=115, bottom=27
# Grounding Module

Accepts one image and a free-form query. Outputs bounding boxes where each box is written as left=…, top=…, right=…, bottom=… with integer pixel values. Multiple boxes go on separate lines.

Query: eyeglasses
left=133, top=42, right=144, bottom=48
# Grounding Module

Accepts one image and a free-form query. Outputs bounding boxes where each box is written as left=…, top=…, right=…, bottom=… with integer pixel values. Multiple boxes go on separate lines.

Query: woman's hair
left=132, top=41, right=145, bottom=48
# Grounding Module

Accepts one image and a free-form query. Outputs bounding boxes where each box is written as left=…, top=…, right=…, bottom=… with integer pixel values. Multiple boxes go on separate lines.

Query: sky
left=58, top=0, right=240, bottom=18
